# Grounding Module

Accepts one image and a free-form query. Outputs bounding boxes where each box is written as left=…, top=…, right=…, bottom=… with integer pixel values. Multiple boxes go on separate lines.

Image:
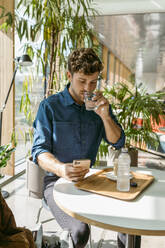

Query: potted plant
left=0, top=144, right=15, bottom=172
left=103, top=82, right=165, bottom=166
left=0, top=141, right=16, bottom=198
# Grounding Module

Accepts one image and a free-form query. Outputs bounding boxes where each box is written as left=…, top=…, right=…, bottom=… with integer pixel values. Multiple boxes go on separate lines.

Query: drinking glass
left=84, top=92, right=97, bottom=111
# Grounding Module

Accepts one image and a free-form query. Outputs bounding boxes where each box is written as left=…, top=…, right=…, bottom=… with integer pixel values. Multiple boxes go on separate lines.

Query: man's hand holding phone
left=61, top=159, right=90, bottom=182
left=73, top=159, right=90, bottom=169
left=71, top=159, right=90, bottom=181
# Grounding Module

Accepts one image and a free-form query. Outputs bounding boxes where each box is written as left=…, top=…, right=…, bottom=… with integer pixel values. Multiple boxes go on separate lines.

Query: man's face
left=67, top=71, right=99, bottom=105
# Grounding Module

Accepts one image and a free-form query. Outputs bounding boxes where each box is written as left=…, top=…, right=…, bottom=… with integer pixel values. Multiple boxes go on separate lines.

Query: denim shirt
left=32, top=84, right=125, bottom=172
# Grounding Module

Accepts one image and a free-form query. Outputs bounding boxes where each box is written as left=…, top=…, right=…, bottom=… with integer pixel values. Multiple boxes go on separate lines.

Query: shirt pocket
left=53, top=121, right=76, bottom=151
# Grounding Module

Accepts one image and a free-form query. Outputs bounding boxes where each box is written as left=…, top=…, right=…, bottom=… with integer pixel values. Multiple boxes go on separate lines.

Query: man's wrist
left=55, top=162, right=65, bottom=178
left=102, top=114, right=111, bottom=122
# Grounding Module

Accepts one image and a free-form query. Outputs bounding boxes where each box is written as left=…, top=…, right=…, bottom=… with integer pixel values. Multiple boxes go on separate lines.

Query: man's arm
left=101, top=115, right=121, bottom=144
left=94, top=91, right=124, bottom=145
left=37, top=152, right=66, bottom=177
left=37, top=152, right=89, bottom=182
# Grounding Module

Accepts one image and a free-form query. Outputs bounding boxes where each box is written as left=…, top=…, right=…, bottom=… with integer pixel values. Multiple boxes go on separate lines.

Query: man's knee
left=72, top=223, right=90, bottom=248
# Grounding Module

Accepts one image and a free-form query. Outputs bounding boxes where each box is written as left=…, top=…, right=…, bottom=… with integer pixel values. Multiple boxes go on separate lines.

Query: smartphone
left=73, top=159, right=91, bottom=169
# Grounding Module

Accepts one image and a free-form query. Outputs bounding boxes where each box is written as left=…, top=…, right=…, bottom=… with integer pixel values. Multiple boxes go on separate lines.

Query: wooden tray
left=75, top=168, right=154, bottom=201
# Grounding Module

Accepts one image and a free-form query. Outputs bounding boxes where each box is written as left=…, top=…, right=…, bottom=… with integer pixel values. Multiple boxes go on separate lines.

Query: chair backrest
left=26, top=156, right=45, bottom=199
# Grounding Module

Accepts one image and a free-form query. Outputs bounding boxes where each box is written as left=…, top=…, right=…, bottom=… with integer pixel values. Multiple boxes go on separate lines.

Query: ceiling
left=91, top=0, right=165, bottom=92
left=92, top=0, right=165, bottom=15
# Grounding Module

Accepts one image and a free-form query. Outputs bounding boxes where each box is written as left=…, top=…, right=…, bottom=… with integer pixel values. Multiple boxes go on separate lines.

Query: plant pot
left=26, top=156, right=45, bottom=199
left=128, top=148, right=138, bottom=167
left=108, top=147, right=138, bottom=167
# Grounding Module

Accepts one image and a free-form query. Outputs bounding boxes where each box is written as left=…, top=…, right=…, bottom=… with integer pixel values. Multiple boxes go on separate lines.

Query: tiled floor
left=2, top=150, right=165, bottom=248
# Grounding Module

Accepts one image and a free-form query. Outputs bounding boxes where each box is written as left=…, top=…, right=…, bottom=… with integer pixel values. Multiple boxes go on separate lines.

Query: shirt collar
left=62, top=83, right=85, bottom=110
left=62, top=83, right=75, bottom=106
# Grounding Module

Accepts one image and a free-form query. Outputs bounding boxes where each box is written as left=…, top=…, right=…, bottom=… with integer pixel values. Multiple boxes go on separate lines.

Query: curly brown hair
left=68, top=48, right=103, bottom=75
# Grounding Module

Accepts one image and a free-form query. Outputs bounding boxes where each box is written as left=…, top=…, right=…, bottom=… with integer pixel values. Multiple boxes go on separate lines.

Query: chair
left=36, top=198, right=55, bottom=224
left=26, top=156, right=92, bottom=247
left=26, top=156, right=45, bottom=199
left=26, top=156, right=55, bottom=225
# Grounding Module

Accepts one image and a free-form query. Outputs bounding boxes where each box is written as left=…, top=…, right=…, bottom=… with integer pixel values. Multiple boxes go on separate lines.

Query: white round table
left=53, top=167, right=165, bottom=247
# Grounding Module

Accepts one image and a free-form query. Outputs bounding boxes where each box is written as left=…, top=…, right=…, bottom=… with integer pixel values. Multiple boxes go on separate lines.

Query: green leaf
left=0, top=144, right=15, bottom=168
left=17, top=0, right=24, bottom=9
left=0, top=6, right=5, bottom=19
left=20, top=95, right=24, bottom=112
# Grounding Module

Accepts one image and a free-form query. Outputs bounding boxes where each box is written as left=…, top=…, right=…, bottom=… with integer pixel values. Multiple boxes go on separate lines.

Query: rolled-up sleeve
left=32, top=101, right=53, bottom=164
left=103, top=105, right=125, bottom=149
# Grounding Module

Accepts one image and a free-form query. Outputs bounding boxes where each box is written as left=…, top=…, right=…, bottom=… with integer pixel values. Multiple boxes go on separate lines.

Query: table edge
left=54, top=198, right=165, bottom=236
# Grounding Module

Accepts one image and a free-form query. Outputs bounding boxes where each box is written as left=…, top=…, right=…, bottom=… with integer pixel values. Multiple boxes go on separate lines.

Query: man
left=32, top=48, right=125, bottom=248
